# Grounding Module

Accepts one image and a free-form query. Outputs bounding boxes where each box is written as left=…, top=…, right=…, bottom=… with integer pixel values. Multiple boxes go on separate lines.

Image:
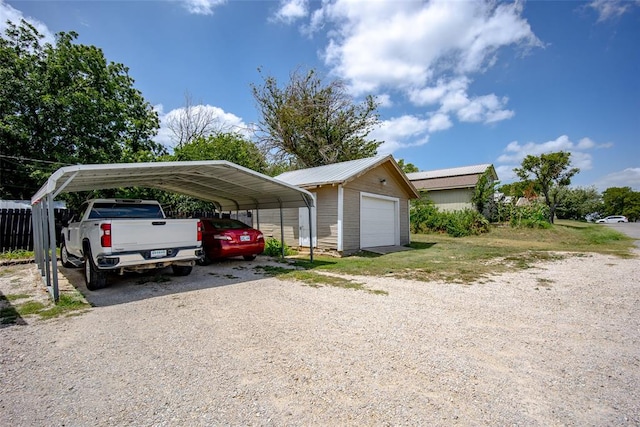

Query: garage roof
left=31, top=160, right=315, bottom=210
left=276, top=155, right=419, bottom=198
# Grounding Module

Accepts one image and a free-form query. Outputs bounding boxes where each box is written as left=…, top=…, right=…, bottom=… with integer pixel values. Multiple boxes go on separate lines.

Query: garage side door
left=360, top=195, right=397, bottom=248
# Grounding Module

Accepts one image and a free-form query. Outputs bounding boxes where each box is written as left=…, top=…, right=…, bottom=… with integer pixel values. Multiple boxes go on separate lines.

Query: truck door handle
left=152, top=221, right=166, bottom=225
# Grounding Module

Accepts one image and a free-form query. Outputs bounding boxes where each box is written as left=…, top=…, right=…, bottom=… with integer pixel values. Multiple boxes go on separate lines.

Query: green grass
left=286, top=221, right=636, bottom=284
left=0, top=249, right=34, bottom=260
left=0, top=291, right=90, bottom=324
left=255, top=265, right=387, bottom=295
left=37, top=293, right=90, bottom=319
left=4, top=293, right=30, bottom=301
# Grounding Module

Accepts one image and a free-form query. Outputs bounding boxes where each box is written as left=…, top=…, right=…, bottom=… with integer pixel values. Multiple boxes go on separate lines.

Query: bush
left=410, top=198, right=489, bottom=237
left=446, top=209, right=490, bottom=237
left=263, top=238, right=292, bottom=257
left=509, top=202, right=551, bottom=229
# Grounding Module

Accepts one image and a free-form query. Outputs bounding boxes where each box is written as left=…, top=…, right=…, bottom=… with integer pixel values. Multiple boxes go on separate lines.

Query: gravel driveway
left=1, top=251, right=639, bottom=426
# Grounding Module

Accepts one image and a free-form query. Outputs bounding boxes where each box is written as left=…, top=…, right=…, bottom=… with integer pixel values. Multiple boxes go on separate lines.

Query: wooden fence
left=0, top=208, right=70, bottom=252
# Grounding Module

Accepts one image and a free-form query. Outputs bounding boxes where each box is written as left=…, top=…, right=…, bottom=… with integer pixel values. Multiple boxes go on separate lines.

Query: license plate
left=150, top=249, right=167, bottom=258
left=240, top=235, right=251, bottom=242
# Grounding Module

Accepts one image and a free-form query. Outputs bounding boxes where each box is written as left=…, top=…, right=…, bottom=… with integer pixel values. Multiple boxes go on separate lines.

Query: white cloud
left=495, top=135, right=617, bottom=182
left=181, top=0, right=226, bottom=16
left=316, top=1, right=540, bottom=92
left=375, top=93, right=393, bottom=108
left=369, top=115, right=436, bottom=155
left=0, top=0, right=55, bottom=45
left=495, top=164, right=518, bottom=182
left=410, top=76, right=513, bottom=124
left=154, top=103, right=250, bottom=151
left=273, top=0, right=308, bottom=24
left=588, top=0, right=637, bottom=23
left=426, top=112, right=452, bottom=133
left=594, top=168, right=640, bottom=191
left=304, top=0, right=540, bottom=140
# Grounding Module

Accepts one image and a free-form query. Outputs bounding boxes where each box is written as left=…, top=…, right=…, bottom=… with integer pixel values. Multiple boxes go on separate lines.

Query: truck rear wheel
left=172, top=265, right=193, bottom=276
left=84, top=248, right=107, bottom=290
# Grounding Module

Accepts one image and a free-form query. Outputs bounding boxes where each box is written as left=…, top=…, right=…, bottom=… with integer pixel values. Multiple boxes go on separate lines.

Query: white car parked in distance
left=596, top=215, right=629, bottom=223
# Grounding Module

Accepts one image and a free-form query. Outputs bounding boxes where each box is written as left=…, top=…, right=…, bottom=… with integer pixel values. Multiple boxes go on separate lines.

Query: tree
left=472, top=168, right=500, bottom=219
left=514, top=151, right=579, bottom=223
left=397, top=159, right=419, bottom=173
left=251, top=68, right=381, bottom=168
left=173, top=132, right=268, bottom=173
left=498, top=181, right=539, bottom=199
left=554, top=186, right=602, bottom=221
left=0, top=20, right=162, bottom=199
left=165, top=92, right=229, bottom=149
left=602, top=187, right=640, bottom=222
left=165, top=132, right=269, bottom=214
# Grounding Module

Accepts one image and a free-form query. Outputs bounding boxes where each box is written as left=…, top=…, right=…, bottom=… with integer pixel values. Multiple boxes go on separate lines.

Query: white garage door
left=361, top=195, right=397, bottom=248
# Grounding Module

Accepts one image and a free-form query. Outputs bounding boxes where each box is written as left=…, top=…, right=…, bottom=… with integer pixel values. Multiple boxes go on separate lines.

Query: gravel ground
left=1, top=251, right=639, bottom=426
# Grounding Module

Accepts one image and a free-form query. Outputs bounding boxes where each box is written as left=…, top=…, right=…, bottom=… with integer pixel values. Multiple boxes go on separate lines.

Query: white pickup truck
left=60, top=199, right=202, bottom=290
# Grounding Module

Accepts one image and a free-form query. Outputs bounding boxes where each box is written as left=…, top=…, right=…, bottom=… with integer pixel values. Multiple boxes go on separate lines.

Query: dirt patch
left=1, top=251, right=639, bottom=425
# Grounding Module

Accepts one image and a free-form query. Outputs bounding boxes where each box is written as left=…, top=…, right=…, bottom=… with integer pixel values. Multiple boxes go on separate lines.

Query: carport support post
left=46, top=193, right=60, bottom=301
left=279, top=205, right=285, bottom=258
left=32, top=202, right=42, bottom=271
left=307, top=205, right=314, bottom=262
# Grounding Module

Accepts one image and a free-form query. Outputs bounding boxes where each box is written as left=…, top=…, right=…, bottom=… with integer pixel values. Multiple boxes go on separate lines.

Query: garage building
left=258, top=155, right=419, bottom=254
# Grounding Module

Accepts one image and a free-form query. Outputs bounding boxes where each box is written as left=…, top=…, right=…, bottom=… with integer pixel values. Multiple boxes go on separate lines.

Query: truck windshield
left=88, top=203, right=164, bottom=219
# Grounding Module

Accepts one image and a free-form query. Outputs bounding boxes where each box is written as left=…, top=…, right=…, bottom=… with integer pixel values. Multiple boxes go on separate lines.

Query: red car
left=198, top=218, right=264, bottom=264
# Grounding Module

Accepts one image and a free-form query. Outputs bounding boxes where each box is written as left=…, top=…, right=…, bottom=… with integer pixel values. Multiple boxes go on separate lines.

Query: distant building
left=406, top=164, right=498, bottom=212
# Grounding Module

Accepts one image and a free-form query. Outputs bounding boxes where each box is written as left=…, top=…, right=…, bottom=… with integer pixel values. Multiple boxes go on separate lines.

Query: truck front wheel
left=84, top=248, right=107, bottom=290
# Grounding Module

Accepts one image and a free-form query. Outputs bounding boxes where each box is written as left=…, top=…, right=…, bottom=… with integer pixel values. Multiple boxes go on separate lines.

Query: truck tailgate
left=109, top=219, right=199, bottom=251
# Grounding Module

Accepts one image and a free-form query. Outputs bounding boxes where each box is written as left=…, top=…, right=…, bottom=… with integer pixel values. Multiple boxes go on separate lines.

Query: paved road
left=601, top=222, right=640, bottom=248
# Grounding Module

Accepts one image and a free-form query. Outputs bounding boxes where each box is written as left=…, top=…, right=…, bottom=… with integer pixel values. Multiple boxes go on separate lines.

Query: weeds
left=1, top=291, right=90, bottom=325
left=254, top=265, right=387, bottom=295
left=0, top=249, right=34, bottom=260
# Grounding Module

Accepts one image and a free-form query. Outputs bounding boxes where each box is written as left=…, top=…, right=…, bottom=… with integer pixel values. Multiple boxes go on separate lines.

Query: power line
left=0, top=154, right=73, bottom=166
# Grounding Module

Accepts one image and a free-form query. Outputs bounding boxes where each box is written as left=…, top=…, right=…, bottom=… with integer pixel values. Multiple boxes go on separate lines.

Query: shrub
left=410, top=198, right=489, bottom=237
left=263, top=238, right=292, bottom=257
left=445, top=209, right=490, bottom=237
left=509, top=202, right=551, bottom=229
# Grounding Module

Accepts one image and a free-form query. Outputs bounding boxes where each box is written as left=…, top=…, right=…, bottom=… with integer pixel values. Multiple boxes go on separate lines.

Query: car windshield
left=206, top=219, right=249, bottom=230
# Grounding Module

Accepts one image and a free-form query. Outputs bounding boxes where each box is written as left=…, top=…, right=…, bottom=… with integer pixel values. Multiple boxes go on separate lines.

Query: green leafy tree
left=397, top=159, right=419, bottom=173
left=165, top=132, right=269, bottom=214
left=624, top=192, right=640, bottom=222
left=514, top=151, right=579, bottom=223
left=602, top=187, right=640, bottom=222
left=472, top=168, right=499, bottom=219
left=498, top=181, right=539, bottom=199
left=0, top=20, right=162, bottom=199
left=554, top=186, right=603, bottom=221
left=251, top=68, right=381, bottom=168
left=173, top=132, right=268, bottom=173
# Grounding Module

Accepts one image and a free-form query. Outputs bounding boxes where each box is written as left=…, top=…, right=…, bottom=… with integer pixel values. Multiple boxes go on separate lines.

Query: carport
left=30, top=160, right=316, bottom=301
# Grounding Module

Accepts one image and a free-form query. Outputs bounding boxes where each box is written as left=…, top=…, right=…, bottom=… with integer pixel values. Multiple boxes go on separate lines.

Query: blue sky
left=2, top=0, right=639, bottom=190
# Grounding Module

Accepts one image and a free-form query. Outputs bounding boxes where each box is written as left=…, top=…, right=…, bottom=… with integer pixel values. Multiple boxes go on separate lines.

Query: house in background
left=406, top=164, right=498, bottom=212
left=256, top=155, right=419, bottom=255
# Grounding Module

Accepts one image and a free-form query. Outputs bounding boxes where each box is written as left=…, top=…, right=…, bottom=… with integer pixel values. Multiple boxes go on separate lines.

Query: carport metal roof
left=30, top=161, right=315, bottom=301
left=31, top=160, right=315, bottom=210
